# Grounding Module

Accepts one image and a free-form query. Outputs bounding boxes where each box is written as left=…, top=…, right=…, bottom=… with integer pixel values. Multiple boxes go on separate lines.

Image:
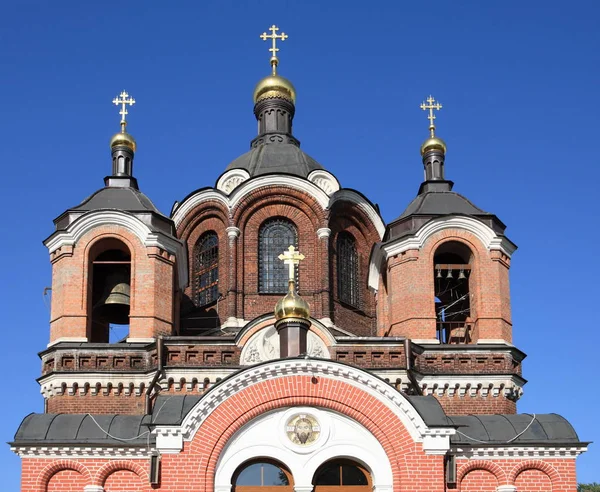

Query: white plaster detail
left=217, top=169, right=251, bottom=194
left=316, top=227, right=331, bottom=239
left=477, top=339, right=513, bottom=345
left=214, top=407, right=393, bottom=492
left=240, top=325, right=329, bottom=364
left=44, top=210, right=188, bottom=289
left=423, top=434, right=451, bottom=455
left=180, top=359, right=455, bottom=444
left=126, top=337, right=155, bottom=344
left=226, top=226, right=241, bottom=240
left=330, top=190, right=385, bottom=239
left=47, top=337, right=88, bottom=348
left=410, top=339, right=441, bottom=345
left=367, top=243, right=384, bottom=290
left=417, top=374, right=524, bottom=400
left=155, top=427, right=183, bottom=453
left=382, top=216, right=517, bottom=259
left=307, top=170, right=340, bottom=196
left=497, top=486, right=517, bottom=492
left=84, top=486, right=104, bottom=492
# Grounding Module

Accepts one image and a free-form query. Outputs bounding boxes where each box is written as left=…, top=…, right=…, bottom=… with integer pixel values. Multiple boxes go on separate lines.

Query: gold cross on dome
left=112, top=90, right=136, bottom=131
left=278, top=245, right=304, bottom=282
left=420, top=95, right=442, bottom=137
left=260, top=24, right=288, bottom=75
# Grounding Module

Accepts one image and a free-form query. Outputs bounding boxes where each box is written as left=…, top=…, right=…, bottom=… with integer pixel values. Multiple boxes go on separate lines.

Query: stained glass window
left=193, top=232, right=219, bottom=307
left=259, top=219, right=298, bottom=293
left=337, top=232, right=359, bottom=307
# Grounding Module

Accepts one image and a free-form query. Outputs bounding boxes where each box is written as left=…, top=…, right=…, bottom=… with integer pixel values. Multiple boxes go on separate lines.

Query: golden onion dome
left=420, top=135, right=447, bottom=156
left=110, top=130, right=137, bottom=152
left=253, top=74, right=296, bottom=104
left=274, top=281, right=310, bottom=321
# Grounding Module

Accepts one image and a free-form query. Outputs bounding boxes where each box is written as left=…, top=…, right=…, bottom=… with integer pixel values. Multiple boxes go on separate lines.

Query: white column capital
left=294, top=486, right=314, bottom=492
left=497, top=486, right=517, bottom=492
left=226, top=226, right=241, bottom=240
left=317, top=228, right=331, bottom=239
left=84, top=486, right=104, bottom=492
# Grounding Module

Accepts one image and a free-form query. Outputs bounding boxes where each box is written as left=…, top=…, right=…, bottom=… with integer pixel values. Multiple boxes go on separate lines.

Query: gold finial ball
left=253, top=74, right=296, bottom=104
left=110, top=131, right=137, bottom=152
left=420, top=136, right=447, bottom=156
left=274, top=284, right=310, bottom=321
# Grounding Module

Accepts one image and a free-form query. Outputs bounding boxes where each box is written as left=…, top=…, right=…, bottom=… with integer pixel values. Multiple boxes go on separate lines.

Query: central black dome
left=225, top=142, right=323, bottom=178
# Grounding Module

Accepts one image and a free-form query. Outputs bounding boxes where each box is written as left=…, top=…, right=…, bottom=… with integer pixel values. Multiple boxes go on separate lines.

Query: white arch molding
left=214, top=407, right=394, bottom=492
left=43, top=209, right=188, bottom=288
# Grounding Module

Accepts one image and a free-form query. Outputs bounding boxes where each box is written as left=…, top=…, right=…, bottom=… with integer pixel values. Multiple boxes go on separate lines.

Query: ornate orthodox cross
left=112, top=91, right=136, bottom=131
left=260, top=24, right=288, bottom=75
left=420, top=95, right=442, bottom=137
left=278, top=245, right=304, bottom=282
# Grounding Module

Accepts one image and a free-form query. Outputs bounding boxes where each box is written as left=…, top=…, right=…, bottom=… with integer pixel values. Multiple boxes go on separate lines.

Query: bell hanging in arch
left=458, top=268, right=466, bottom=280
left=93, top=269, right=131, bottom=325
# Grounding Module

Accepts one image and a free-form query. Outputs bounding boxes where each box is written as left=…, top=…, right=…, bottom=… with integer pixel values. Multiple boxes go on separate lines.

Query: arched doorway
left=233, top=459, right=294, bottom=492
left=313, top=459, right=372, bottom=492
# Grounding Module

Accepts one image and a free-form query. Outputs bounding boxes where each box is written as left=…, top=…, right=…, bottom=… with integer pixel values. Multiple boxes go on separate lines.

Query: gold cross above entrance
left=420, top=95, right=442, bottom=137
left=278, top=245, right=304, bottom=282
left=260, top=24, right=288, bottom=75
left=112, top=91, right=136, bottom=130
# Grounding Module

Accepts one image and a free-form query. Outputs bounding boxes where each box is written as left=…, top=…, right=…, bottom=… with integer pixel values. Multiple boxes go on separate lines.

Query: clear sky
left=0, top=1, right=598, bottom=489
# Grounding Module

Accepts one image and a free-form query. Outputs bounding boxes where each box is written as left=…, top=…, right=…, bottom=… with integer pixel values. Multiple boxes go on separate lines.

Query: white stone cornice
left=44, top=210, right=188, bottom=289
left=417, top=374, right=525, bottom=399
left=11, top=446, right=153, bottom=459
left=383, top=216, right=517, bottom=259
left=451, top=445, right=588, bottom=459
left=329, top=189, right=385, bottom=239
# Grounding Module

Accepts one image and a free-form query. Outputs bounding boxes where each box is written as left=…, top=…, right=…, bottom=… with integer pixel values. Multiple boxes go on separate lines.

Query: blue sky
left=0, top=1, right=598, bottom=488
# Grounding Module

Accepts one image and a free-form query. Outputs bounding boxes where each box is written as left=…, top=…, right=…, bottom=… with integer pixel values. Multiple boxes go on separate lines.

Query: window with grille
left=337, top=232, right=359, bottom=307
left=259, top=219, right=298, bottom=293
left=193, top=232, right=219, bottom=307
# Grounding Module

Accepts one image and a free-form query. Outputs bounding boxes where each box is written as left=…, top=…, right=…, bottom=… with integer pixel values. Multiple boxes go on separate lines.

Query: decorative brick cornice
left=11, top=446, right=153, bottom=459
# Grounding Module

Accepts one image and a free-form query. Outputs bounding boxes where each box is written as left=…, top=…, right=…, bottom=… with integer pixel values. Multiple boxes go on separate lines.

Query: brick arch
left=457, top=460, right=507, bottom=485
left=509, top=460, right=560, bottom=486
left=232, top=185, right=327, bottom=228
left=36, top=460, right=92, bottom=492
left=177, top=199, right=231, bottom=240
left=187, top=374, right=434, bottom=492
left=94, top=460, right=149, bottom=486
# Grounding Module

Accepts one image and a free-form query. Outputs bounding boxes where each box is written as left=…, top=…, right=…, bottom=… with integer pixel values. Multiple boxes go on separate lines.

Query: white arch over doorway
left=214, top=407, right=393, bottom=492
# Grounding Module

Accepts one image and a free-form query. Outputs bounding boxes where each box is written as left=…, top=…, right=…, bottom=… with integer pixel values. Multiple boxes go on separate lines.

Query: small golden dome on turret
left=110, top=130, right=137, bottom=152
left=275, top=280, right=310, bottom=321
left=420, top=136, right=447, bottom=156
left=253, top=74, right=296, bottom=104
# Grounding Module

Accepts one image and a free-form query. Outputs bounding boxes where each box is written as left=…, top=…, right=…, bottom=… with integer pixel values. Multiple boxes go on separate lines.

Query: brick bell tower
left=44, top=91, right=185, bottom=346
left=377, top=96, right=516, bottom=345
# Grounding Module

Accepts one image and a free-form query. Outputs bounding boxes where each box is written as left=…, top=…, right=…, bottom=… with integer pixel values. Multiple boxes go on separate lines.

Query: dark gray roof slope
left=151, top=394, right=202, bottom=425
left=74, top=187, right=160, bottom=213
left=448, top=414, right=581, bottom=446
left=13, top=414, right=154, bottom=446
left=406, top=395, right=450, bottom=426
left=225, top=143, right=323, bottom=178
left=399, top=191, right=487, bottom=218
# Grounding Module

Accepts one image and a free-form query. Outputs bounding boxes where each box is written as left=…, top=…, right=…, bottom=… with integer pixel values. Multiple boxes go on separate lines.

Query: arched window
left=433, top=241, right=473, bottom=344
left=337, top=232, right=359, bottom=307
left=233, top=460, right=293, bottom=492
left=259, top=219, right=298, bottom=293
left=193, top=232, right=219, bottom=307
left=313, top=459, right=371, bottom=491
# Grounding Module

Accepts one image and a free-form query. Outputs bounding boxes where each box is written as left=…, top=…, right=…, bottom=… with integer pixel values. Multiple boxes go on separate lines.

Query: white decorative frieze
left=307, top=170, right=340, bottom=195
left=216, top=169, right=250, bottom=194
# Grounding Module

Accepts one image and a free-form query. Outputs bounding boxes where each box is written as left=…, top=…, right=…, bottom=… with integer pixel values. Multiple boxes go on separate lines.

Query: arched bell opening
left=433, top=241, right=473, bottom=344
left=312, top=459, right=372, bottom=492
left=88, top=239, right=131, bottom=343
left=232, top=459, right=294, bottom=492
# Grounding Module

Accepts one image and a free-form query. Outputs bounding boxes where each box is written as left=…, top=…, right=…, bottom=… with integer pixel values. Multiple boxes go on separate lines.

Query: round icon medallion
left=285, top=413, right=320, bottom=446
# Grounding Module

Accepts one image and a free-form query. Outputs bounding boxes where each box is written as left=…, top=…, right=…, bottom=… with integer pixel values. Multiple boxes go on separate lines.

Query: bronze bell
left=93, top=270, right=131, bottom=324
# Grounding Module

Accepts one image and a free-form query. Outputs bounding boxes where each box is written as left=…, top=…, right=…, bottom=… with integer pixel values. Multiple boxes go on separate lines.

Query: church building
left=11, top=26, right=587, bottom=492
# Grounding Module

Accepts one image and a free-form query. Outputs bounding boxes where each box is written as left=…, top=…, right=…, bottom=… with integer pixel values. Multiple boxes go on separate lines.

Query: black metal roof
left=447, top=414, right=581, bottom=446
left=74, top=186, right=160, bottom=213
left=225, top=143, right=323, bottom=178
